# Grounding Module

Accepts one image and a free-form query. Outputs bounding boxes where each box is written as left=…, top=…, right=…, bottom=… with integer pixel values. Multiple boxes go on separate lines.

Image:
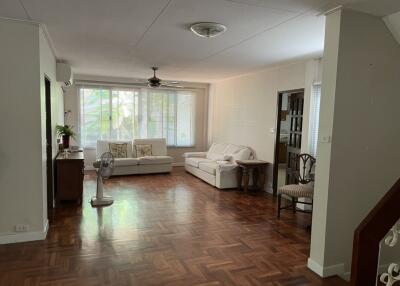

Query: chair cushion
left=139, top=156, right=173, bottom=165
left=278, top=184, right=314, bottom=198
left=185, top=157, right=212, bottom=168
left=198, top=162, right=218, bottom=175
left=114, top=158, right=139, bottom=167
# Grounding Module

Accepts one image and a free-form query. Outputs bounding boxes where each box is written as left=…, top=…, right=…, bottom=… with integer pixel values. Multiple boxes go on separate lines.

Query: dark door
left=286, top=91, right=304, bottom=184
left=45, top=78, right=54, bottom=209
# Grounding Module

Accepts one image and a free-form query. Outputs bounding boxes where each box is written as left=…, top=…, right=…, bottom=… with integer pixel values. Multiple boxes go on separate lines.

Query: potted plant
left=56, top=125, right=76, bottom=149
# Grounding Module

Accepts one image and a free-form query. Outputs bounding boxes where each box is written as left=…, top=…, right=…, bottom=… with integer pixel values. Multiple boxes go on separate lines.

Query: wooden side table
left=236, top=160, right=269, bottom=192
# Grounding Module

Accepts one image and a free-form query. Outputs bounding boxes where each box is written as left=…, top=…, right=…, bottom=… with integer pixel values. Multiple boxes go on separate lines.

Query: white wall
left=309, top=9, right=400, bottom=279
left=39, top=28, right=64, bottom=209
left=0, top=19, right=62, bottom=244
left=209, top=60, right=322, bottom=192
left=0, top=20, right=42, bottom=241
left=64, top=75, right=209, bottom=168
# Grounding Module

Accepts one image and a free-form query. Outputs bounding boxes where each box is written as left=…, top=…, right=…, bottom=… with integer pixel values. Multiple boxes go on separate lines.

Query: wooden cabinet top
left=56, top=152, right=84, bottom=161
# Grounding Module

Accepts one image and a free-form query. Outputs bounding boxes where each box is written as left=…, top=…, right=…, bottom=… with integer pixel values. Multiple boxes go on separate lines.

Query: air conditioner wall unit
left=56, top=62, right=73, bottom=86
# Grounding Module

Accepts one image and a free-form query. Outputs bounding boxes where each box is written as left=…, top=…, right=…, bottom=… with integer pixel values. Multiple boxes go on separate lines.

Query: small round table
left=236, top=160, right=269, bottom=192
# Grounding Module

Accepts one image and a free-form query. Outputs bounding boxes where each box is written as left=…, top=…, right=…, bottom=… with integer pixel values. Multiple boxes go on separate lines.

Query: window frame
left=78, top=85, right=196, bottom=148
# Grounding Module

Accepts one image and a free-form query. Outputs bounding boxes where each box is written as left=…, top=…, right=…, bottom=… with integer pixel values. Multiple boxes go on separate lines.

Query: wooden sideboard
left=55, top=152, right=84, bottom=204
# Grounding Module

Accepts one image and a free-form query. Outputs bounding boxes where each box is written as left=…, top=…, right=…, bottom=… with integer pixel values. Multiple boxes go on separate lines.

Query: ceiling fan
left=139, top=67, right=183, bottom=88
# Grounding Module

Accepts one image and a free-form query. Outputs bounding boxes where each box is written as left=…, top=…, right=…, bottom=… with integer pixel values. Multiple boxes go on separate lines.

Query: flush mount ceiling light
left=190, top=22, right=227, bottom=38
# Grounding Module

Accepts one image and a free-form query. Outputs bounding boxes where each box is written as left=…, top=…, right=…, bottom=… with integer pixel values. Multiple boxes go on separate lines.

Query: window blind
left=79, top=86, right=195, bottom=148
left=309, top=83, right=321, bottom=157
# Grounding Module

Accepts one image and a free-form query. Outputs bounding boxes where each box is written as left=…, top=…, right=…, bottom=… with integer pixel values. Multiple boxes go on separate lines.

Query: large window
left=79, top=86, right=195, bottom=147
left=309, top=83, right=321, bottom=157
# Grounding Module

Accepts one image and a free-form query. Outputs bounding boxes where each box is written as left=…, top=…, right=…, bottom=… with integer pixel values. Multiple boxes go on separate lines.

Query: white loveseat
left=184, top=143, right=253, bottom=189
left=96, top=138, right=173, bottom=176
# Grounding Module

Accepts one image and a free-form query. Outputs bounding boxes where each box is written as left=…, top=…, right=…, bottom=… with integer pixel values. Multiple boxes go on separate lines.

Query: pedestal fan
left=91, top=152, right=114, bottom=207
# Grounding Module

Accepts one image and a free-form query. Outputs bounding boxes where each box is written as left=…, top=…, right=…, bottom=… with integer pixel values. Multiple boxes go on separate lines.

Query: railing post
left=350, top=179, right=400, bottom=286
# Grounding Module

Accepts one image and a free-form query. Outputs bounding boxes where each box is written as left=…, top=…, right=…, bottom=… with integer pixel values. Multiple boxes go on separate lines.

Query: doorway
left=273, top=89, right=305, bottom=195
left=45, top=77, right=54, bottom=209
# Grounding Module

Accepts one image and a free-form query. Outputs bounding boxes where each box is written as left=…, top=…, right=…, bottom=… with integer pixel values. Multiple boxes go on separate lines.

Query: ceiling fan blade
left=161, top=84, right=184, bottom=88
left=165, top=81, right=180, bottom=84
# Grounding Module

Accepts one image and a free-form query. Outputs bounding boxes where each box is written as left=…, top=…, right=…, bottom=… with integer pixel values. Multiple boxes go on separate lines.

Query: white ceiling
left=0, top=0, right=399, bottom=82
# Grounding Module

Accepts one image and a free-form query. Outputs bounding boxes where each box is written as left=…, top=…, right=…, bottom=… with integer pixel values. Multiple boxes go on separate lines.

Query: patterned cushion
left=278, top=184, right=314, bottom=198
left=108, top=143, right=128, bottom=158
left=135, top=144, right=152, bottom=157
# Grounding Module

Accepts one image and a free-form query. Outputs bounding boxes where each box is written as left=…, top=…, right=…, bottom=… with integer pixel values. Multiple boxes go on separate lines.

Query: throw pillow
left=109, top=143, right=128, bottom=158
left=135, top=144, right=152, bottom=157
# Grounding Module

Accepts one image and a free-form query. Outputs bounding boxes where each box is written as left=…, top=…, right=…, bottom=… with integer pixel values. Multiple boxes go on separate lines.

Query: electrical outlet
left=15, top=224, right=29, bottom=232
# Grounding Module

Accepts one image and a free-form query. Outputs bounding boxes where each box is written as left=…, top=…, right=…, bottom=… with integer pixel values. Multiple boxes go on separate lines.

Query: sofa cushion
left=217, top=161, right=238, bottom=172
left=232, top=148, right=252, bottom=161
left=185, top=157, right=212, bottom=168
left=139, top=156, right=173, bottom=165
left=223, top=144, right=241, bottom=155
left=198, top=162, right=218, bottom=175
left=206, top=143, right=228, bottom=160
left=133, top=138, right=167, bottom=156
left=97, top=140, right=133, bottom=159
left=114, top=158, right=139, bottom=167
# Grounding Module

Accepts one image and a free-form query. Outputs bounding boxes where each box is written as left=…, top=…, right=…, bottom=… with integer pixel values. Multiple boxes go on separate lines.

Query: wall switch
left=15, top=224, right=29, bottom=232
left=320, top=135, right=332, bottom=143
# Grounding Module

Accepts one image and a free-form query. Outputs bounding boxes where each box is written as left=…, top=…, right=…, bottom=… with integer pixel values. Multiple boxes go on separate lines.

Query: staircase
left=350, top=178, right=400, bottom=286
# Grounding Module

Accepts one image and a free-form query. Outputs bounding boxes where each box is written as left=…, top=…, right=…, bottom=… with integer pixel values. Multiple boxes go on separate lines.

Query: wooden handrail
left=350, top=178, right=400, bottom=286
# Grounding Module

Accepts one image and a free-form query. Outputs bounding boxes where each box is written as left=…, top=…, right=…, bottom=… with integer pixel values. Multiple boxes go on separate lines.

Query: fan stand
left=91, top=174, right=113, bottom=207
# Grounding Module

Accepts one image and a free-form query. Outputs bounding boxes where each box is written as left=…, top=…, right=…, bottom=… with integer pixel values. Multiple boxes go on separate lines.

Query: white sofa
left=96, top=138, right=173, bottom=176
left=184, top=143, right=253, bottom=189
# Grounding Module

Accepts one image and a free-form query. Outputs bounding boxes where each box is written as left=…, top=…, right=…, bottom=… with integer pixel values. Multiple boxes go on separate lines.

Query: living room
left=1, top=1, right=400, bottom=286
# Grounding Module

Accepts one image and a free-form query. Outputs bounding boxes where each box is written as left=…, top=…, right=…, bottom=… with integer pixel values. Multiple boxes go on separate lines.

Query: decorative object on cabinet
left=56, top=124, right=76, bottom=149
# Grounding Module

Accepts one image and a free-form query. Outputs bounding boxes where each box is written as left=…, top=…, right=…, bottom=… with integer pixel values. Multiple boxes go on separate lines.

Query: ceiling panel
left=346, top=0, right=400, bottom=16
left=168, top=13, right=325, bottom=81
left=20, top=0, right=170, bottom=74
left=0, top=0, right=28, bottom=20
left=1, top=0, right=398, bottom=82
left=222, top=0, right=330, bottom=13
left=133, top=0, right=296, bottom=67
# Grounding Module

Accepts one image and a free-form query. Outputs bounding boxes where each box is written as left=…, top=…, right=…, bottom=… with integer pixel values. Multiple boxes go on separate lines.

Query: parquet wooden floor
left=0, top=167, right=348, bottom=286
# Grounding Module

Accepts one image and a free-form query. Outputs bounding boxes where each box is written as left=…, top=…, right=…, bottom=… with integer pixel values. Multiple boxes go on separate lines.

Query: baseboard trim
left=87, top=163, right=183, bottom=171
left=172, top=163, right=184, bottom=167
left=307, top=258, right=345, bottom=278
left=0, top=220, right=49, bottom=244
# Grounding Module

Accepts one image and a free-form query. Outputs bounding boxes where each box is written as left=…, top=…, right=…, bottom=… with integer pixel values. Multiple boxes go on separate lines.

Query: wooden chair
left=277, top=153, right=316, bottom=218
